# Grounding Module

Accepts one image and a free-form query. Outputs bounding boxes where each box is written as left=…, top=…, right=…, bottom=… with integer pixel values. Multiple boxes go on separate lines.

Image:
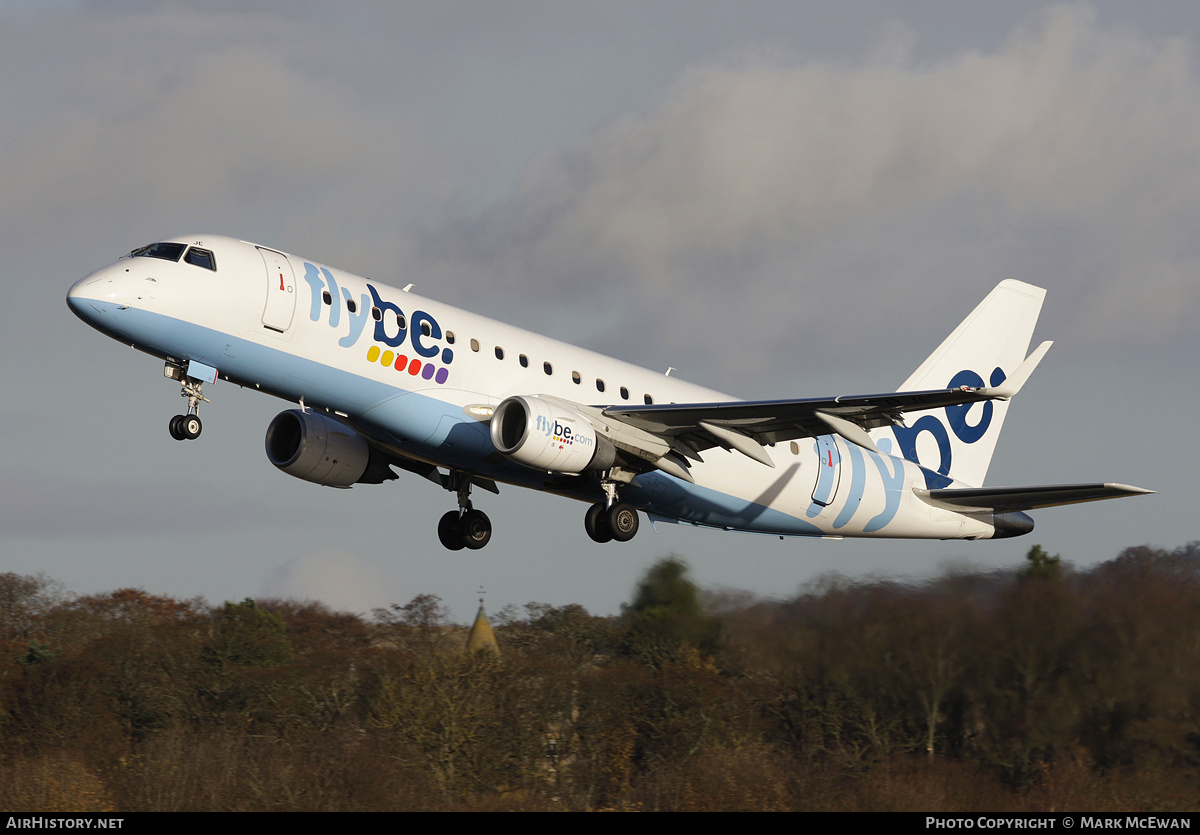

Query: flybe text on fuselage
left=301, top=262, right=454, bottom=386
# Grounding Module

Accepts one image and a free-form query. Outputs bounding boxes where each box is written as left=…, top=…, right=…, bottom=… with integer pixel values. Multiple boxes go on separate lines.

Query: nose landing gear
left=165, top=361, right=211, bottom=442
left=169, top=413, right=202, bottom=441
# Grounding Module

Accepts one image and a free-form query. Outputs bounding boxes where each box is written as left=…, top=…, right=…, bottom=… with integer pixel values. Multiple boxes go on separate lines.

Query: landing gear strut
left=584, top=477, right=640, bottom=544
left=166, top=365, right=210, bottom=442
left=438, top=471, right=493, bottom=551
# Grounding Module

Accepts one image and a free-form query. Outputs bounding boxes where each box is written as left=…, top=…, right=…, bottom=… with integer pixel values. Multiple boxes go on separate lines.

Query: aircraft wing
left=603, top=385, right=1011, bottom=464
left=600, top=387, right=996, bottom=470
left=919, top=483, right=1154, bottom=511
left=596, top=341, right=1052, bottom=474
left=606, top=386, right=988, bottom=442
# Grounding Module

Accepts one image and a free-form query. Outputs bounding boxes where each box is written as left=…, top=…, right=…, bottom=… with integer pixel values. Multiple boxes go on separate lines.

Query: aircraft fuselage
left=69, top=234, right=1093, bottom=547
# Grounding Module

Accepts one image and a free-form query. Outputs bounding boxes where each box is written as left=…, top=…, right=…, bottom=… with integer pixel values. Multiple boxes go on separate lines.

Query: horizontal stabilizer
left=919, top=482, right=1153, bottom=512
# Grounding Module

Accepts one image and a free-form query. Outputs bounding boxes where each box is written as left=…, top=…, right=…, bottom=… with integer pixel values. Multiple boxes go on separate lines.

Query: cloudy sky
left=1, top=1, right=1190, bottom=621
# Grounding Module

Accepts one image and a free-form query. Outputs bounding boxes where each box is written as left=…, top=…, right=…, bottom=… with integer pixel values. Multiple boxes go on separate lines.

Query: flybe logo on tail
left=302, top=263, right=452, bottom=385
left=892, top=367, right=1007, bottom=488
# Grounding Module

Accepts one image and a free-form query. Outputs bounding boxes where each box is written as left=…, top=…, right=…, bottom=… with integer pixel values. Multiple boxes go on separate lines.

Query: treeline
left=1, top=543, right=1198, bottom=811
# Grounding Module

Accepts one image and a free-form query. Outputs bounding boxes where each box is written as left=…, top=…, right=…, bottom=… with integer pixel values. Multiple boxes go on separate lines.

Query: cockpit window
left=131, top=242, right=186, bottom=262
left=184, top=247, right=216, bottom=271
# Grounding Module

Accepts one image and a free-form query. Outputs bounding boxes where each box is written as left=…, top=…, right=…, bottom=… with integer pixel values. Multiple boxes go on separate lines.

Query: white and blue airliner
left=67, top=235, right=1151, bottom=550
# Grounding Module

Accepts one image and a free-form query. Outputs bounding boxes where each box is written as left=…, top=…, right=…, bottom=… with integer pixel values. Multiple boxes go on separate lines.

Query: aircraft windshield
left=184, top=247, right=216, bottom=271
left=131, top=242, right=186, bottom=262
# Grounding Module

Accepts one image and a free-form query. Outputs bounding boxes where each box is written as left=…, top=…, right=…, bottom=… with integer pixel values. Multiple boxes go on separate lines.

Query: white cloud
left=0, top=5, right=446, bottom=256
left=7, top=2, right=1195, bottom=387
left=261, top=547, right=404, bottom=615
left=424, top=4, right=1200, bottom=387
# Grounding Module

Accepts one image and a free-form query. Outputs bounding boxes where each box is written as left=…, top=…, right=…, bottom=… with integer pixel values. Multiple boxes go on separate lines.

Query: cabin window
left=372, top=308, right=383, bottom=322
left=471, top=339, right=480, bottom=352
left=184, top=247, right=216, bottom=271
left=495, top=346, right=504, bottom=360
left=131, top=242, right=186, bottom=262
left=620, top=386, right=629, bottom=400
left=397, top=313, right=406, bottom=330
left=346, top=298, right=357, bottom=314
left=322, top=291, right=332, bottom=305
left=544, top=362, right=553, bottom=375
left=644, top=394, right=654, bottom=404
left=572, top=371, right=581, bottom=384
left=519, top=354, right=528, bottom=368
left=790, top=442, right=800, bottom=455
left=596, top=379, right=605, bottom=393
left=446, top=331, right=455, bottom=344
left=421, top=321, right=431, bottom=337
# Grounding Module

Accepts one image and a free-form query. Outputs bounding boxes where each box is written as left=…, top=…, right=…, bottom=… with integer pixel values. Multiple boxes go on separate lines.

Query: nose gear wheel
left=165, top=363, right=210, bottom=441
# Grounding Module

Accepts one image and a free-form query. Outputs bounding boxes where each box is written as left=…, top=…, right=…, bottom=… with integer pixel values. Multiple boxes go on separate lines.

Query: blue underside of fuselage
left=73, top=300, right=826, bottom=537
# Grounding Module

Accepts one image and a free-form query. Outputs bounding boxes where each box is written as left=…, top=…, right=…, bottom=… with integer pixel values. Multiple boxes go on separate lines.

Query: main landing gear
left=584, top=479, right=640, bottom=544
left=165, top=365, right=210, bottom=442
left=434, top=471, right=639, bottom=550
left=438, top=471, right=493, bottom=551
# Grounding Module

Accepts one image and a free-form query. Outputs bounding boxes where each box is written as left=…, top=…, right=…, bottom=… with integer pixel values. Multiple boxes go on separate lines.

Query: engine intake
left=490, top=395, right=615, bottom=474
left=265, top=410, right=389, bottom=488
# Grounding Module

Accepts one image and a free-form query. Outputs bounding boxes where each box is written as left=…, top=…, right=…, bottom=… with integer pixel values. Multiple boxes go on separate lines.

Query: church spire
left=465, top=590, right=500, bottom=656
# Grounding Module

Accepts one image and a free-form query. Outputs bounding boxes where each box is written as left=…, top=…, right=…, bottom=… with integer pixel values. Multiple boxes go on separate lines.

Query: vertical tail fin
left=885, top=280, right=1046, bottom=488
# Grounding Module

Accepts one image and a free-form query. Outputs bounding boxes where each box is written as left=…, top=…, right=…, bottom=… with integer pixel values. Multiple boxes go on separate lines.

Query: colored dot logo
left=366, top=345, right=449, bottom=384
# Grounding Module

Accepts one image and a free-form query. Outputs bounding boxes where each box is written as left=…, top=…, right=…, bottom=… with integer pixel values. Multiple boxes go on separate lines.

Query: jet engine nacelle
left=490, top=395, right=616, bottom=474
left=265, top=409, right=374, bottom=488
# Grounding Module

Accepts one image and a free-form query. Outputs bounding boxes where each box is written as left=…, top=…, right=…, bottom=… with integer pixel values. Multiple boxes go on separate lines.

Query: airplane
left=66, top=235, right=1151, bottom=551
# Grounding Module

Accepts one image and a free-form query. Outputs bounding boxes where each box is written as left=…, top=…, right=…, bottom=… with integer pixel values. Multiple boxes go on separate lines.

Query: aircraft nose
left=66, top=273, right=109, bottom=324
left=66, top=265, right=132, bottom=337
left=65, top=277, right=90, bottom=317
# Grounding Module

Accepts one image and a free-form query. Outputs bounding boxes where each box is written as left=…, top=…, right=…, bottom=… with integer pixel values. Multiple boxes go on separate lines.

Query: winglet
left=981, top=341, right=1052, bottom=399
